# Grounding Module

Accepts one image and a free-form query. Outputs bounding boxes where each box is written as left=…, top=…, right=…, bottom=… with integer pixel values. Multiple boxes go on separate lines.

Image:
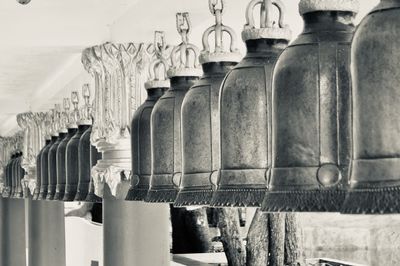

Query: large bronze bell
left=38, top=110, right=57, bottom=200
left=2, top=154, right=14, bottom=198
left=75, top=84, right=93, bottom=201
left=47, top=105, right=65, bottom=200
left=146, top=13, right=202, bottom=203
left=34, top=138, right=51, bottom=200
left=262, top=0, right=358, bottom=212
left=64, top=91, right=90, bottom=201
left=14, top=152, right=25, bottom=198
left=211, top=0, right=291, bottom=207
left=175, top=0, right=241, bottom=207
left=126, top=31, right=169, bottom=201
left=342, top=0, right=400, bottom=214
left=85, top=136, right=102, bottom=202
left=55, top=98, right=77, bottom=201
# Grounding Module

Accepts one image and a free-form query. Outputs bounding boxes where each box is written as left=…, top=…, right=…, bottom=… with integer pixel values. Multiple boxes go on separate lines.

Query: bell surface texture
left=38, top=136, right=56, bottom=200
left=55, top=128, right=77, bottom=201
left=175, top=0, right=241, bottom=207
left=75, top=126, right=93, bottom=201
left=47, top=132, right=66, bottom=200
left=2, top=155, right=13, bottom=198
left=126, top=31, right=169, bottom=201
left=85, top=139, right=102, bottom=202
left=33, top=139, right=50, bottom=200
left=262, top=0, right=358, bottom=212
left=64, top=124, right=90, bottom=201
left=146, top=13, right=202, bottom=203
left=342, top=0, right=400, bottom=214
left=210, top=0, right=291, bottom=207
left=13, top=153, right=25, bottom=198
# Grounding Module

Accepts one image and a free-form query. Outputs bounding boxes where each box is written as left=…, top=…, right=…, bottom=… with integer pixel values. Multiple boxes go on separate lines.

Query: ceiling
left=0, top=0, right=379, bottom=136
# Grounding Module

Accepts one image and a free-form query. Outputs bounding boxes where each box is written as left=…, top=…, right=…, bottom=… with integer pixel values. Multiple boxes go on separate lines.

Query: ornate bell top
left=59, top=98, right=70, bottom=133
left=145, top=31, right=171, bottom=90
left=167, top=12, right=202, bottom=78
left=199, top=0, right=241, bottom=64
left=242, top=0, right=292, bottom=42
left=43, top=110, right=53, bottom=140
left=50, top=104, right=62, bottom=137
left=68, top=91, right=80, bottom=129
left=299, top=0, right=359, bottom=15
left=78, top=84, right=93, bottom=125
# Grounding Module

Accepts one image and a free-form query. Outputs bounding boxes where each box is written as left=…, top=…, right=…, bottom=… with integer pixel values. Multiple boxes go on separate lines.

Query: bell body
left=75, top=126, right=92, bottom=201
left=147, top=76, right=199, bottom=203
left=47, top=133, right=67, bottom=200
left=38, top=137, right=56, bottom=200
left=85, top=142, right=102, bottom=202
left=55, top=128, right=77, bottom=201
left=342, top=1, right=400, bottom=214
left=126, top=87, right=166, bottom=201
left=34, top=139, right=51, bottom=200
left=4, top=155, right=15, bottom=198
left=2, top=156, right=13, bottom=197
left=175, top=62, right=237, bottom=206
left=14, top=154, right=25, bottom=198
left=211, top=39, right=287, bottom=207
left=11, top=154, right=20, bottom=198
left=64, top=125, right=90, bottom=201
left=263, top=11, right=355, bottom=212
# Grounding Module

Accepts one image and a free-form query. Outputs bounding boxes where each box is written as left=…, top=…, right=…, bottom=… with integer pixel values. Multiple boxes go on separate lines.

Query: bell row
left=1, top=0, right=399, bottom=214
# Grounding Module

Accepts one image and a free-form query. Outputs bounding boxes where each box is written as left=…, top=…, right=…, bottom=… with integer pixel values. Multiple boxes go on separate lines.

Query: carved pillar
left=22, top=109, right=66, bottom=266
left=82, top=41, right=170, bottom=266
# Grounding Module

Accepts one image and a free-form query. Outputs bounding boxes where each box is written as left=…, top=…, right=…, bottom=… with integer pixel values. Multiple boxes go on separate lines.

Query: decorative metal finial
left=79, top=84, right=93, bottom=125
left=68, top=91, right=80, bottom=128
left=145, top=31, right=171, bottom=89
left=168, top=12, right=202, bottom=78
left=242, top=0, right=292, bottom=41
left=200, top=0, right=241, bottom=64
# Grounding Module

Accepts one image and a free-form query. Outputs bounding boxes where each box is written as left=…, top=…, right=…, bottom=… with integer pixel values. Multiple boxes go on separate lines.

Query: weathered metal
left=262, top=0, right=358, bottom=212
left=47, top=105, right=65, bottom=200
left=64, top=91, right=86, bottom=201
left=75, top=84, right=94, bottom=201
left=341, top=0, right=400, bottom=214
left=38, top=136, right=56, bottom=200
left=3, top=154, right=15, bottom=198
left=146, top=13, right=202, bottom=203
left=125, top=31, right=169, bottom=201
left=84, top=139, right=102, bottom=202
left=175, top=0, right=241, bottom=206
left=13, top=152, right=24, bottom=198
left=34, top=139, right=51, bottom=200
left=211, top=0, right=291, bottom=207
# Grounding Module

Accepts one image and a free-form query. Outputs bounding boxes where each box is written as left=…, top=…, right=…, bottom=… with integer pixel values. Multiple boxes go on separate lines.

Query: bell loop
left=242, top=0, right=291, bottom=41
left=154, top=31, right=167, bottom=59
left=168, top=12, right=202, bottom=78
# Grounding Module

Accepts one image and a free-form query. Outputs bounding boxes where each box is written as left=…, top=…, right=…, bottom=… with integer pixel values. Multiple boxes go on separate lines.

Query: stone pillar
left=27, top=200, right=66, bottom=266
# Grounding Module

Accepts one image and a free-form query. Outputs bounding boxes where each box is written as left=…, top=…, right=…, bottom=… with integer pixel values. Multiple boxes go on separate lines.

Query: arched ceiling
left=0, top=0, right=379, bottom=136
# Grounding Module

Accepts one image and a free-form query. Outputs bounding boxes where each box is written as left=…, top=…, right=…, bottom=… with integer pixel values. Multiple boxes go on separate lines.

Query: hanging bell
left=125, top=31, right=169, bottom=201
left=38, top=110, right=57, bottom=200
left=3, top=153, right=15, bottom=198
left=11, top=152, right=19, bottom=198
left=84, top=138, right=102, bottom=202
left=34, top=137, right=51, bottom=200
left=146, top=13, right=202, bottom=203
left=54, top=98, right=77, bottom=200
left=210, top=0, right=291, bottom=207
left=262, top=0, right=358, bottom=212
left=2, top=154, right=11, bottom=197
left=47, top=104, right=66, bottom=200
left=64, top=91, right=90, bottom=201
left=75, top=84, right=94, bottom=201
left=14, top=151, right=25, bottom=198
left=342, top=0, right=400, bottom=214
left=175, top=0, right=241, bottom=207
